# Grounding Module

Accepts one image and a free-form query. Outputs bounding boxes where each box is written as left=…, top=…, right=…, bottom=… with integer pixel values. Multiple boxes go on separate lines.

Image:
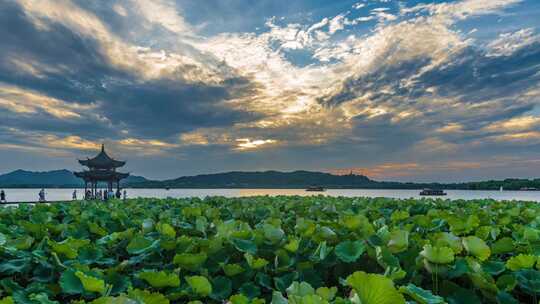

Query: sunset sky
left=0, top=0, right=539, bottom=181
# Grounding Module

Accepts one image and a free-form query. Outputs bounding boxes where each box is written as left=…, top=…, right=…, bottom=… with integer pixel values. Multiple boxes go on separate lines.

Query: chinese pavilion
left=74, top=144, right=129, bottom=197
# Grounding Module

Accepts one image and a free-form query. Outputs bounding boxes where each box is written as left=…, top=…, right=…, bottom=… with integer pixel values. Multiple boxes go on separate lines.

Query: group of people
left=0, top=189, right=47, bottom=203
left=0, top=188, right=127, bottom=204
left=83, top=189, right=126, bottom=201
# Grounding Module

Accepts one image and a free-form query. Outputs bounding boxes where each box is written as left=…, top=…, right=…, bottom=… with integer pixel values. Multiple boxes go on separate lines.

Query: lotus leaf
left=420, top=245, right=454, bottom=264
left=506, top=254, right=536, bottom=271
left=186, top=276, right=212, bottom=297
left=335, top=240, right=365, bottom=263
left=138, top=271, right=180, bottom=288
left=346, top=271, right=405, bottom=304
left=399, top=284, right=446, bottom=304
left=387, top=230, right=409, bottom=253
left=173, top=253, right=207, bottom=271
left=462, top=236, right=491, bottom=261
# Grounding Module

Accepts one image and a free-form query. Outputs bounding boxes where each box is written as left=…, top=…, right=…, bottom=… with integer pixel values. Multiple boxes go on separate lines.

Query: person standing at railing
left=72, top=189, right=77, bottom=200
left=0, top=190, right=6, bottom=203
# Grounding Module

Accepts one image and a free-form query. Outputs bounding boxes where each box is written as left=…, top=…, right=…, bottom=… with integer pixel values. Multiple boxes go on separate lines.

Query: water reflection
left=1, top=188, right=540, bottom=203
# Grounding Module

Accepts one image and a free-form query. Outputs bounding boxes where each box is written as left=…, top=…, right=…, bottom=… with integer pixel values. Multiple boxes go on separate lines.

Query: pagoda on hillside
left=74, top=144, right=129, bottom=198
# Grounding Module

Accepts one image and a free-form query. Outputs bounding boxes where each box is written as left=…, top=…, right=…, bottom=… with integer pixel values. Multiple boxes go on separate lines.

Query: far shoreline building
left=74, top=144, right=129, bottom=198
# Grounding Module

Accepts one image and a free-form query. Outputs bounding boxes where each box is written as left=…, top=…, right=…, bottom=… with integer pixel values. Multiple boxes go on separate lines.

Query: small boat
left=165, top=187, right=170, bottom=191
left=419, top=188, right=447, bottom=196
left=306, top=186, right=325, bottom=192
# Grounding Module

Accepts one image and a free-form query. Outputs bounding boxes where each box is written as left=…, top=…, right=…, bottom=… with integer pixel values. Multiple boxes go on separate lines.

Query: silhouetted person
left=116, top=189, right=121, bottom=199
left=123, top=189, right=127, bottom=201
left=38, top=189, right=46, bottom=202
left=72, top=189, right=77, bottom=200
left=0, top=190, right=6, bottom=203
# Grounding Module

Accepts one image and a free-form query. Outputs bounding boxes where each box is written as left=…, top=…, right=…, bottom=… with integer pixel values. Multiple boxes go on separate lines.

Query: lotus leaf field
left=2, top=196, right=540, bottom=303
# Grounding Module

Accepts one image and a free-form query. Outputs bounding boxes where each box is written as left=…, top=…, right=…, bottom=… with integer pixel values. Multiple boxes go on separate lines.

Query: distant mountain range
left=0, top=169, right=539, bottom=190
left=0, top=169, right=147, bottom=188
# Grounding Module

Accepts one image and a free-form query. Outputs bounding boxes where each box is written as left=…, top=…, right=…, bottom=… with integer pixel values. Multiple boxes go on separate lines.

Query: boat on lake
left=306, top=186, right=325, bottom=192
left=419, top=188, right=447, bottom=196
left=520, top=187, right=538, bottom=191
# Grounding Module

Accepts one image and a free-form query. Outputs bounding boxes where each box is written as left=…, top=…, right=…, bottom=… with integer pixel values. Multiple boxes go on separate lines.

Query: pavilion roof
left=74, top=170, right=129, bottom=180
left=78, top=144, right=126, bottom=169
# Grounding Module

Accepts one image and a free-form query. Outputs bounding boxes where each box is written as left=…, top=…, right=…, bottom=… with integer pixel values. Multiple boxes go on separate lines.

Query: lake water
left=1, top=188, right=540, bottom=203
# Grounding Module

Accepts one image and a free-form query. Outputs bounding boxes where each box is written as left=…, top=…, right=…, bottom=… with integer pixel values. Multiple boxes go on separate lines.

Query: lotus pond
left=1, top=196, right=540, bottom=303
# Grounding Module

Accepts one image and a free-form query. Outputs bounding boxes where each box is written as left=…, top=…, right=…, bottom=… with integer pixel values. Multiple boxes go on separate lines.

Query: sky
left=0, top=0, right=539, bottom=182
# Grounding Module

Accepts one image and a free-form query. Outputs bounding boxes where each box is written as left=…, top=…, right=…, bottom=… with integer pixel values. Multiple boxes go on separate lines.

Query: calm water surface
left=1, top=188, right=540, bottom=203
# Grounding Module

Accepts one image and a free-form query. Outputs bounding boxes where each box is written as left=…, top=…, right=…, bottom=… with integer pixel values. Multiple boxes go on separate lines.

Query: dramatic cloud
left=0, top=0, right=539, bottom=181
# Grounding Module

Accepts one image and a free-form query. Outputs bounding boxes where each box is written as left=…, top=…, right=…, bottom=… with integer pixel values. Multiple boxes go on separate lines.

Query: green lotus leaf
left=222, top=263, right=244, bottom=276
left=263, top=224, right=285, bottom=244
left=48, top=238, right=89, bottom=259
left=495, top=291, right=519, bottom=304
left=496, top=274, right=517, bottom=292
left=156, top=222, right=176, bottom=238
left=335, top=240, right=366, bottom=263
left=275, top=272, right=298, bottom=293
left=88, top=222, right=107, bottom=236
left=141, top=218, right=154, bottom=233
left=399, top=283, right=446, bottom=304
left=105, top=272, right=131, bottom=295
left=0, top=233, right=6, bottom=246
left=315, top=226, right=337, bottom=241
left=284, top=239, right=300, bottom=253
left=126, top=236, right=157, bottom=255
left=0, top=258, right=31, bottom=275
left=515, top=269, right=540, bottom=295
left=59, top=269, right=85, bottom=295
left=28, top=292, right=59, bottom=304
left=491, top=237, right=514, bottom=255
left=89, top=296, right=131, bottom=304
left=448, top=215, right=479, bottom=235
left=138, top=270, right=180, bottom=288
left=310, top=241, right=332, bottom=262
left=210, top=276, right=232, bottom=301
left=420, top=245, right=455, bottom=264
left=387, top=230, right=409, bottom=253
left=239, top=282, right=261, bottom=299
left=0, top=297, right=13, bottom=304
left=523, top=227, right=540, bottom=242
left=433, top=232, right=463, bottom=254
left=482, top=261, right=506, bottom=276
left=78, top=245, right=104, bottom=265
left=244, top=253, right=269, bottom=269
left=316, top=287, right=337, bottom=301
left=231, top=238, right=257, bottom=254
left=128, top=289, right=170, bottom=304
left=506, top=254, right=536, bottom=271
left=287, top=281, right=315, bottom=297
left=75, top=271, right=106, bottom=294
left=9, top=235, right=34, bottom=250
left=186, top=276, right=212, bottom=297
left=270, top=292, right=288, bottom=304
left=173, top=253, right=207, bottom=271
left=229, top=294, right=250, bottom=304
left=391, top=210, right=409, bottom=222
left=193, top=216, right=206, bottom=233
left=346, top=271, right=405, bottom=304
left=462, top=236, right=491, bottom=261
